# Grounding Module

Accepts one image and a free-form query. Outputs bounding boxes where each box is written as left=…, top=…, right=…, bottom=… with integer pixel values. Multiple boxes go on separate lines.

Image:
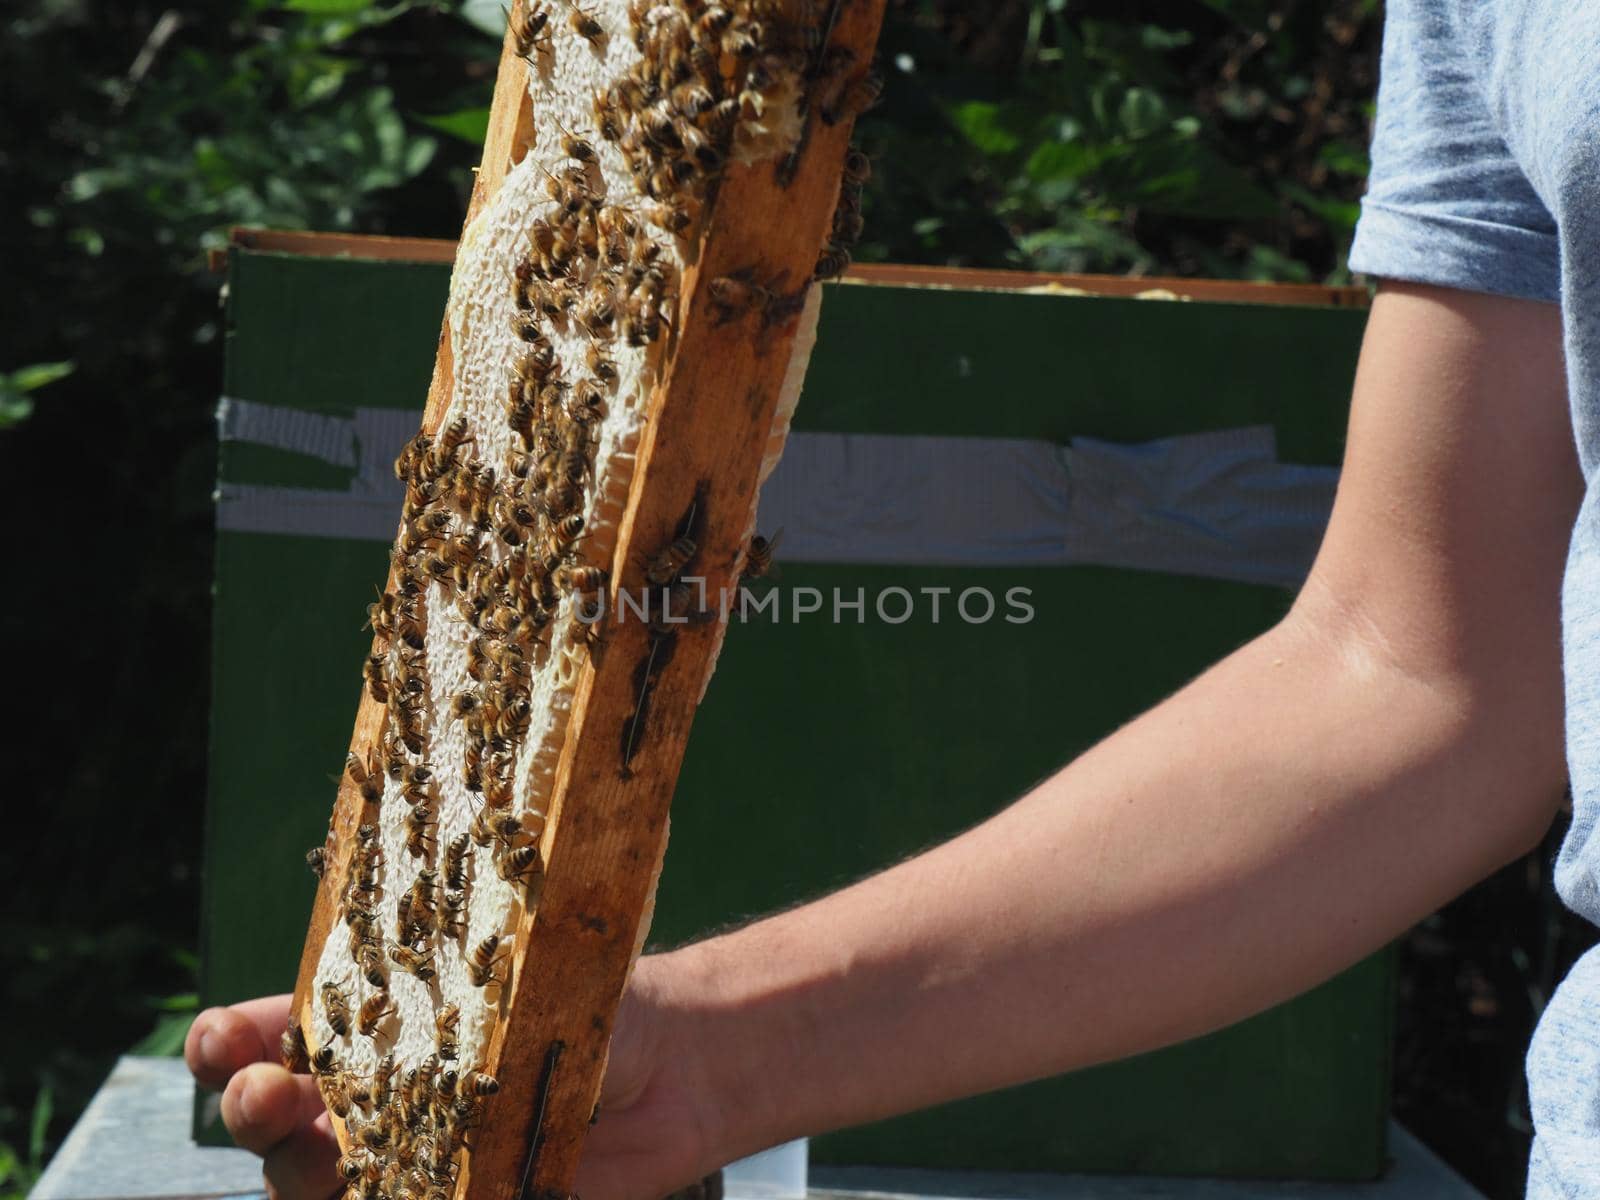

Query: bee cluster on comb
left=289, top=0, right=884, bottom=1196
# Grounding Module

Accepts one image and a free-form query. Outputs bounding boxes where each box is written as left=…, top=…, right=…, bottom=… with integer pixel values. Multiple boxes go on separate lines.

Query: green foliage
left=853, top=0, right=1377, bottom=280
left=0, top=1087, right=52, bottom=1200
left=0, top=362, right=74, bottom=430
left=0, top=2, right=489, bottom=1182
left=50, top=2, right=462, bottom=263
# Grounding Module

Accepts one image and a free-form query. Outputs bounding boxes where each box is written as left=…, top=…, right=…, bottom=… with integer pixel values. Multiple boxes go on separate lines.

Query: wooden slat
left=221, top=229, right=1371, bottom=310
left=289, top=1, right=887, bottom=1197
left=840, top=262, right=1371, bottom=308
left=462, top=0, right=888, bottom=1192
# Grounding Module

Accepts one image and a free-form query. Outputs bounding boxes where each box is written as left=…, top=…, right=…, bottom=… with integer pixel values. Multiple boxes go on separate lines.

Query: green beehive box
left=198, top=235, right=1388, bottom=1178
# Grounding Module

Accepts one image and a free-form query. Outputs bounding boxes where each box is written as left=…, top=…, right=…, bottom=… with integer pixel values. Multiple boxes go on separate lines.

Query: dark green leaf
left=417, top=106, right=491, bottom=144
left=1118, top=87, right=1169, bottom=139
left=283, top=0, right=375, bottom=13
left=8, top=362, right=74, bottom=393
left=948, top=101, right=1022, bottom=156
left=26, top=1088, right=51, bottom=1165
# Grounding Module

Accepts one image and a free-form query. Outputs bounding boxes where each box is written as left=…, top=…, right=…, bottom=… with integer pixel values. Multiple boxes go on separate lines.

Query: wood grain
left=460, top=0, right=889, bottom=1192
left=222, top=227, right=1370, bottom=310
left=289, top=0, right=886, bottom=1195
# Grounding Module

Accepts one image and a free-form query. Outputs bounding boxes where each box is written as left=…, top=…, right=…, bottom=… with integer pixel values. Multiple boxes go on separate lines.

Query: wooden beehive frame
left=287, top=1, right=885, bottom=1197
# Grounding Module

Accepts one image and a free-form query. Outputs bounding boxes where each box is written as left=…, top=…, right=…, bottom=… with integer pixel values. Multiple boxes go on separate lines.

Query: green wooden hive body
left=198, top=245, right=1389, bottom=1178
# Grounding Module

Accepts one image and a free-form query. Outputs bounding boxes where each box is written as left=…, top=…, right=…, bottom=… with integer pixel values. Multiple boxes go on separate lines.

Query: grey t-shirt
left=1346, top=3, right=1600, bottom=1195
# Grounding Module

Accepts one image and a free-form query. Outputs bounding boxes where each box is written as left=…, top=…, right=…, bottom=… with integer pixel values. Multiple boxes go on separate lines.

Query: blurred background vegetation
left=2, top=1, right=1591, bottom=1198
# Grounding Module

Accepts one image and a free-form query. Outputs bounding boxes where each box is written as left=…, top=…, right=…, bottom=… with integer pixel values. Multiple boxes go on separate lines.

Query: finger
left=263, top=1110, right=342, bottom=1200
left=186, top=995, right=295, bottom=1089
left=221, top=1062, right=328, bottom=1157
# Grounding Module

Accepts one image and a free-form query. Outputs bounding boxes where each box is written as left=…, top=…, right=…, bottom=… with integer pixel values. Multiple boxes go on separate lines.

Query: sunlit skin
left=188, top=283, right=1580, bottom=1200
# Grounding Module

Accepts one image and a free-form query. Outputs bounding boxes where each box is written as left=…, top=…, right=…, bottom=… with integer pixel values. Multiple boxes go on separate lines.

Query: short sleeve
left=1348, top=0, right=1559, bottom=303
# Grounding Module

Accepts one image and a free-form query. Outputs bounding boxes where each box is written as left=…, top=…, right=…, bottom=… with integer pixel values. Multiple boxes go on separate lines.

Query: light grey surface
left=30, top=1057, right=265, bottom=1200
left=33, top=1058, right=1480, bottom=1200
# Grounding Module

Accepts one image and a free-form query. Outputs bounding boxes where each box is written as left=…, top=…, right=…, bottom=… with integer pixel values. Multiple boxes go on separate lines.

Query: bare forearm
left=654, top=605, right=1561, bottom=1163
left=629, top=285, right=1577, bottom=1174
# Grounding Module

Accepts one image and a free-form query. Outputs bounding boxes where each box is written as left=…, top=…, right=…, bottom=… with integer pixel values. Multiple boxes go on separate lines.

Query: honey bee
left=322, top=981, right=353, bottom=1037
left=708, top=273, right=770, bottom=319
left=401, top=762, right=433, bottom=803
left=311, top=1044, right=338, bottom=1077
left=553, top=116, right=597, bottom=164
left=395, top=889, right=416, bottom=942
left=583, top=345, right=617, bottom=388
left=556, top=564, right=607, bottom=595
left=365, top=591, right=396, bottom=640
left=568, top=606, right=607, bottom=661
left=357, top=941, right=387, bottom=988
left=356, top=1121, right=391, bottom=1151
left=644, top=534, right=697, bottom=585
left=512, top=2, right=553, bottom=57
left=394, top=432, right=433, bottom=483
left=641, top=104, right=684, bottom=152
left=516, top=342, right=559, bottom=385
left=593, top=88, right=625, bottom=141
left=569, top=4, right=605, bottom=45
left=463, top=1070, right=501, bottom=1096
left=481, top=769, right=514, bottom=811
left=389, top=942, right=437, bottom=981
left=434, top=416, right=472, bottom=465
left=833, top=207, right=865, bottom=245
left=644, top=200, right=693, bottom=235
left=405, top=803, right=437, bottom=858
left=620, top=294, right=665, bottom=346
left=306, top=846, right=326, bottom=879
left=338, top=1151, right=372, bottom=1182
left=744, top=529, right=781, bottom=579
left=411, top=867, right=441, bottom=914
left=576, top=287, right=617, bottom=338
left=648, top=578, right=714, bottom=636
left=345, top=747, right=373, bottom=787
left=348, top=1074, right=379, bottom=1117
left=441, top=889, right=467, bottom=938
left=536, top=279, right=580, bottom=321
left=373, top=1052, right=397, bottom=1108
left=468, top=935, right=508, bottom=987
left=721, top=20, right=758, bottom=58
left=813, top=240, right=851, bottom=282
left=361, top=653, right=389, bottom=704
left=346, top=904, right=378, bottom=950
left=843, top=145, right=872, bottom=184
left=544, top=477, right=580, bottom=516
left=358, top=991, right=396, bottom=1037
left=443, top=833, right=473, bottom=891
left=499, top=843, right=545, bottom=886
left=280, top=1017, right=308, bottom=1071
left=549, top=513, right=586, bottom=556
left=822, top=72, right=884, bottom=125
left=436, top=1005, right=461, bottom=1060
left=695, top=4, right=734, bottom=39
left=470, top=808, right=521, bottom=848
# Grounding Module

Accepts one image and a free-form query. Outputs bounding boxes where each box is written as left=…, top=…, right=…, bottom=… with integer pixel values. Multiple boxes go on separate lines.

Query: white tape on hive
left=217, top=396, right=1337, bottom=588
left=753, top=426, right=1335, bottom=587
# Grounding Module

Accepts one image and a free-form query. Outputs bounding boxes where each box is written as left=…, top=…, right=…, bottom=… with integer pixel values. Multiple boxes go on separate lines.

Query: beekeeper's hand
left=183, top=959, right=722, bottom=1200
